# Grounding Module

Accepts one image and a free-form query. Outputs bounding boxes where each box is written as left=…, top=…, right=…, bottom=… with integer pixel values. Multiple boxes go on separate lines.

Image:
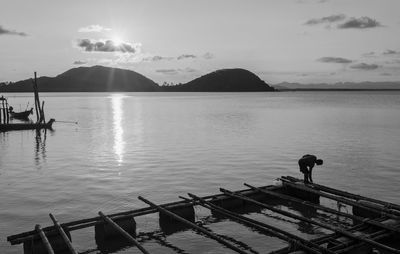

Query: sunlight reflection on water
left=111, top=94, right=125, bottom=166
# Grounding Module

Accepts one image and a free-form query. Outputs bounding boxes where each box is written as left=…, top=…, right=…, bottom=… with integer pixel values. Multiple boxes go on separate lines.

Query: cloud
left=142, top=55, right=174, bottom=62
left=350, top=63, right=379, bottom=70
left=338, top=17, right=382, bottom=29
left=0, top=25, right=27, bottom=36
left=380, top=73, right=392, bottom=76
left=203, top=52, right=214, bottom=59
left=318, top=57, right=353, bottom=64
left=305, top=14, right=346, bottom=25
left=73, top=60, right=88, bottom=65
left=156, top=68, right=198, bottom=75
left=362, top=51, right=376, bottom=57
left=383, top=49, right=399, bottom=55
left=78, top=25, right=111, bottom=33
left=177, top=54, right=196, bottom=60
left=77, top=39, right=140, bottom=53
left=156, top=69, right=179, bottom=75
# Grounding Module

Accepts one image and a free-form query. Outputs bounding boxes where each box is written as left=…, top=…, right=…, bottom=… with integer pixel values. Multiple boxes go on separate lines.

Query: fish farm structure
left=7, top=176, right=400, bottom=254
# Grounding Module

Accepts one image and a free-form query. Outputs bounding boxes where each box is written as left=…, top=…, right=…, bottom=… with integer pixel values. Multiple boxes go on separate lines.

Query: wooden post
left=32, top=72, right=43, bottom=123
left=35, top=224, right=55, bottom=254
left=220, top=188, right=400, bottom=254
left=41, top=101, right=46, bottom=123
left=184, top=193, right=333, bottom=254
left=0, top=98, right=3, bottom=124
left=5, top=100, right=9, bottom=123
left=98, top=211, right=149, bottom=254
left=49, top=213, right=78, bottom=254
left=138, top=196, right=249, bottom=254
left=1, top=98, right=5, bottom=124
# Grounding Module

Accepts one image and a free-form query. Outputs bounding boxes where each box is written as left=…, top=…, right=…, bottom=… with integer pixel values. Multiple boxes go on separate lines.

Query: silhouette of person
left=298, top=154, right=323, bottom=184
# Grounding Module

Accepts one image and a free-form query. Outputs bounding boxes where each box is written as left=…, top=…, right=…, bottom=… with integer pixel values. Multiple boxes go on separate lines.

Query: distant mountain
left=164, top=68, right=274, bottom=92
left=0, top=66, right=274, bottom=92
left=274, top=82, right=400, bottom=90
left=0, top=66, right=159, bottom=92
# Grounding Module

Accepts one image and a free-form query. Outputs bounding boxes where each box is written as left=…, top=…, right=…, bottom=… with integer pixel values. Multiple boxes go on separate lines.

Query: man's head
left=316, top=159, right=323, bottom=165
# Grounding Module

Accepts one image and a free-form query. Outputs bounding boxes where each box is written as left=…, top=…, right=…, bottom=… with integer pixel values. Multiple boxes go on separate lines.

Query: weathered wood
left=244, top=183, right=400, bottom=234
left=35, top=224, right=55, bottom=254
left=185, top=193, right=333, bottom=254
left=49, top=213, right=78, bottom=254
left=98, top=211, right=149, bottom=254
left=283, top=176, right=400, bottom=213
left=280, top=178, right=400, bottom=220
left=41, top=101, right=45, bottom=123
left=220, top=188, right=400, bottom=254
left=138, top=196, right=249, bottom=254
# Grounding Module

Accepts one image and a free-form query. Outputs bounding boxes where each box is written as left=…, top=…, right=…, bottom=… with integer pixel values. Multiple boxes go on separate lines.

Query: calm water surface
left=1, top=92, right=400, bottom=253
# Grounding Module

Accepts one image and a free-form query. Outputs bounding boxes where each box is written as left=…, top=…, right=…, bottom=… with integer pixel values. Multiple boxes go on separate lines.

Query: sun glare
left=112, top=37, right=123, bottom=46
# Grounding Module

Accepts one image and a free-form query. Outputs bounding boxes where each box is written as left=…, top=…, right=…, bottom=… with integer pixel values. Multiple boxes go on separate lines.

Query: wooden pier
left=7, top=176, right=400, bottom=254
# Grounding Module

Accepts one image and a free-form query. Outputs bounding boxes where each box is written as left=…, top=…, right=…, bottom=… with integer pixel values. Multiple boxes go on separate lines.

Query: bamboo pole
left=220, top=188, right=400, bottom=254
left=138, top=196, right=249, bottom=254
left=35, top=224, right=55, bottom=254
left=49, top=213, right=78, bottom=254
left=280, top=178, right=400, bottom=220
left=184, top=193, right=333, bottom=254
left=283, top=176, right=400, bottom=212
left=9, top=187, right=281, bottom=244
left=98, top=211, right=150, bottom=254
left=244, top=183, right=400, bottom=234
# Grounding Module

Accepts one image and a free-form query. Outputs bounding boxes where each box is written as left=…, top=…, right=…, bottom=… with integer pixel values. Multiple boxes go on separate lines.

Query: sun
left=112, top=37, right=123, bottom=46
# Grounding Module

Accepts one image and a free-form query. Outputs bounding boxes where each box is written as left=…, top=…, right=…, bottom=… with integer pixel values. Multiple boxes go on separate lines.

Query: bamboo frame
left=220, top=188, right=400, bottom=254
left=138, top=196, right=249, bottom=254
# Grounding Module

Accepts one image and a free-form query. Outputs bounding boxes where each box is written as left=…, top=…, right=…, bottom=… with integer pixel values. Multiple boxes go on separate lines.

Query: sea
left=1, top=91, right=400, bottom=253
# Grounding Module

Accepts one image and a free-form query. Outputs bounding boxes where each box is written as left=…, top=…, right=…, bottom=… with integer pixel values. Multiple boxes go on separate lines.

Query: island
left=0, top=66, right=275, bottom=92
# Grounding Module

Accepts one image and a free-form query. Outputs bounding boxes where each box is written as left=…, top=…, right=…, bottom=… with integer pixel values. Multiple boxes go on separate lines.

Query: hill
left=0, top=66, right=159, bottom=92
left=0, top=66, right=274, bottom=92
left=163, top=68, right=274, bottom=91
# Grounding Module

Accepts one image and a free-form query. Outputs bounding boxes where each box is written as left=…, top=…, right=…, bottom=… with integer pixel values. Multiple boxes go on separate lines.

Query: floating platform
left=7, top=176, right=400, bottom=254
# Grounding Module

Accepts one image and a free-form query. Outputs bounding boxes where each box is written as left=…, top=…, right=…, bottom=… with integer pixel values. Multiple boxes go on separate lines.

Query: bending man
left=298, top=154, right=323, bottom=184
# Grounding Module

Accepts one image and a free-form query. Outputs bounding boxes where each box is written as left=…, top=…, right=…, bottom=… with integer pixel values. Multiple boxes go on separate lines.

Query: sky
left=1, top=0, right=400, bottom=85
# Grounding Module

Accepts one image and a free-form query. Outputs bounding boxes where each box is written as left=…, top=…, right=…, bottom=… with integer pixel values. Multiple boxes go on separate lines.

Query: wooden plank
left=244, top=183, right=400, bottom=234
left=280, top=178, right=400, bottom=220
left=220, top=188, right=400, bottom=254
left=283, top=176, right=400, bottom=212
left=138, top=196, right=249, bottom=254
left=35, top=224, right=55, bottom=254
left=184, top=194, right=333, bottom=254
left=49, top=213, right=78, bottom=254
left=98, top=211, right=150, bottom=254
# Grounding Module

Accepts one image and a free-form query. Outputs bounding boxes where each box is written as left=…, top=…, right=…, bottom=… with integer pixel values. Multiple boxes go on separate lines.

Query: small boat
left=0, top=118, right=55, bottom=132
left=9, top=108, right=33, bottom=120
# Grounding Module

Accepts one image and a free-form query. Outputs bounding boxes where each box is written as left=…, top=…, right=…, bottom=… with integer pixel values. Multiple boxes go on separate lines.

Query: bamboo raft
left=7, top=176, right=400, bottom=254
